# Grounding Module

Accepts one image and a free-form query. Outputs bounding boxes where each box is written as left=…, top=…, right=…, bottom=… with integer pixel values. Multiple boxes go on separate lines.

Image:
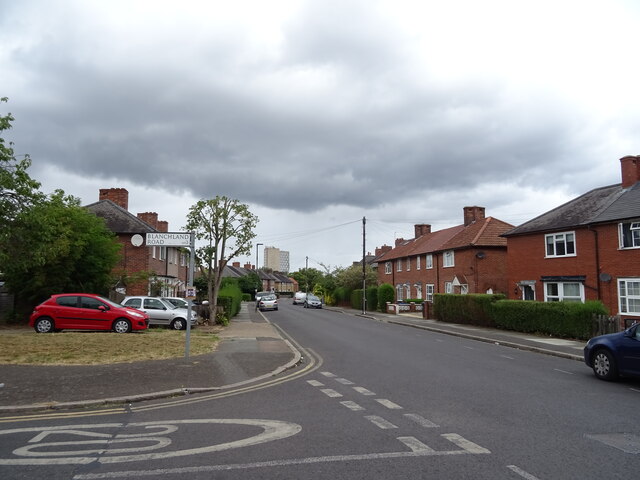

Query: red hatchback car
left=29, top=293, right=149, bottom=333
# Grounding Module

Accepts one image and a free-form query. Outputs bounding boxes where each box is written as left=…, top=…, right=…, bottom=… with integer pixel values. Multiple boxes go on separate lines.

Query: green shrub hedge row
left=433, top=294, right=505, bottom=327
left=217, top=283, right=243, bottom=325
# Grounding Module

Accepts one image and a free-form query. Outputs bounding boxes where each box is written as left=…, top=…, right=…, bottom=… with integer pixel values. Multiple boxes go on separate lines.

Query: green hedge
left=366, top=286, right=378, bottom=311
left=377, top=283, right=394, bottom=312
left=433, top=294, right=505, bottom=327
left=217, top=283, right=243, bottom=325
left=351, top=289, right=364, bottom=310
left=491, top=300, right=607, bottom=340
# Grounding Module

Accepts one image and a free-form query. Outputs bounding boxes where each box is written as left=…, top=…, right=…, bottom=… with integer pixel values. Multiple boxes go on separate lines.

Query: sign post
left=145, top=232, right=196, bottom=359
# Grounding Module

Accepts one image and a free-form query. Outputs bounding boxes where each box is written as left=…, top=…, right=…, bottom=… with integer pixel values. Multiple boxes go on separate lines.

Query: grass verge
left=0, top=328, right=219, bottom=365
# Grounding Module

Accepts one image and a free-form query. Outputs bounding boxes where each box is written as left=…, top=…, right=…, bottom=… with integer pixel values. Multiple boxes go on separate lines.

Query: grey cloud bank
left=2, top=0, right=640, bottom=270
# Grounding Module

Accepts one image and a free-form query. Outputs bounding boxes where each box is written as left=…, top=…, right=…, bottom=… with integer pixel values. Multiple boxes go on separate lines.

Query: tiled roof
left=85, top=199, right=156, bottom=234
left=503, top=182, right=640, bottom=236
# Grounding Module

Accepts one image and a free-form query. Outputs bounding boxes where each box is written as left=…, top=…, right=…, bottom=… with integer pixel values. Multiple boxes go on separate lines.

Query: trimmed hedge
left=491, top=300, right=607, bottom=340
left=433, top=293, right=505, bottom=327
left=366, top=286, right=378, bottom=311
left=217, top=283, right=243, bottom=325
left=351, top=289, right=364, bottom=310
left=377, top=283, right=394, bottom=312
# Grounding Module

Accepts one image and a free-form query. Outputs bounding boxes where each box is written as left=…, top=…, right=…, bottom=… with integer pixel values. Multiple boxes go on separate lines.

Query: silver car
left=122, top=296, right=195, bottom=330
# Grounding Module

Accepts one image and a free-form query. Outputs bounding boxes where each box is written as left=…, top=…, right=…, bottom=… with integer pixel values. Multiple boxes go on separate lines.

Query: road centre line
left=353, top=387, right=376, bottom=396
left=507, top=464, right=541, bottom=480
left=397, top=436, right=436, bottom=453
left=340, top=401, right=365, bottom=411
left=365, top=415, right=398, bottom=429
left=320, top=372, right=337, bottom=377
left=320, top=389, right=343, bottom=398
left=336, top=378, right=354, bottom=385
left=553, top=368, right=574, bottom=375
left=72, top=434, right=491, bottom=479
left=403, top=413, right=439, bottom=428
left=375, top=399, right=403, bottom=410
left=307, top=380, right=324, bottom=387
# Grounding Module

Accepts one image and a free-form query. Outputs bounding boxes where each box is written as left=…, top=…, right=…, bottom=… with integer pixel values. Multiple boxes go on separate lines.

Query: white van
left=293, top=292, right=307, bottom=305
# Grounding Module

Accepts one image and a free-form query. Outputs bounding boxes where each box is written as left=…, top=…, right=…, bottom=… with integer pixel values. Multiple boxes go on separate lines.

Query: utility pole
left=305, top=255, right=309, bottom=293
left=362, top=216, right=366, bottom=315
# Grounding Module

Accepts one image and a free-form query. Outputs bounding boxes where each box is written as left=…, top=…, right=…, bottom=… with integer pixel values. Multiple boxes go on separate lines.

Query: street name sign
left=146, top=232, right=192, bottom=246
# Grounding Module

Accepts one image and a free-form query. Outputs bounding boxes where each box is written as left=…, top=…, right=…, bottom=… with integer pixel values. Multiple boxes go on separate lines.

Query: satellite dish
left=599, top=273, right=612, bottom=282
left=476, top=251, right=486, bottom=259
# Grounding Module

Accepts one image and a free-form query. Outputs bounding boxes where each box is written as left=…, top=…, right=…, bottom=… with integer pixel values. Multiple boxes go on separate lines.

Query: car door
left=618, top=324, right=640, bottom=376
left=52, top=295, right=80, bottom=329
left=142, top=298, right=171, bottom=326
left=78, top=295, right=113, bottom=330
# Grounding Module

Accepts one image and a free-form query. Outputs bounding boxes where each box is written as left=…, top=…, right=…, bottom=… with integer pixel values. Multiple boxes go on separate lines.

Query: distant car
left=29, top=293, right=149, bottom=333
left=122, top=296, right=195, bottom=330
left=258, top=293, right=278, bottom=311
left=255, top=291, right=271, bottom=301
left=293, top=292, right=307, bottom=305
left=304, top=294, right=322, bottom=309
left=584, top=322, right=640, bottom=380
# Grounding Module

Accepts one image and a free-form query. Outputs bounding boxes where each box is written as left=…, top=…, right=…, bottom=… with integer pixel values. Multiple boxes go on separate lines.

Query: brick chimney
left=244, top=263, right=254, bottom=270
left=414, top=224, right=431, bottom=238
left=137, top=212, right=158, bottom=229
left=464, top=206, right=486, bottom=226
left=232, top=262, right=241, bottom=267
left=99, top=188, right=129, bottom=210
left=621, top=155, right=640, bottom=188
left=157, top=220, right=168, bottom=233
left=395, top=237, right=405, bottom=246
left=375, top=245, right=392, bottom=257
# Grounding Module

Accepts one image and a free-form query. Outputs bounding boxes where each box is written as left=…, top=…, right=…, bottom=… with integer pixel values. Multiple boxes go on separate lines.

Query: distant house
left=502, top=156, right=640, bottom=324
left=224, top=262, right=297, bottom=294
left=376, top=207, right=514, bottom=301
left=85, top=188, right=189, bottom=297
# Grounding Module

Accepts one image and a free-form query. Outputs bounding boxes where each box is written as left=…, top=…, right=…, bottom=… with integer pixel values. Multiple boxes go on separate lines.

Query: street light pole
left=256, top=243, right=263, bottom=271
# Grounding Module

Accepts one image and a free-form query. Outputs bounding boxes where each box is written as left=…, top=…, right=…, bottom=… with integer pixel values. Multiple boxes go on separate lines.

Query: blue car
left=584, top=322, right=640, bottom=380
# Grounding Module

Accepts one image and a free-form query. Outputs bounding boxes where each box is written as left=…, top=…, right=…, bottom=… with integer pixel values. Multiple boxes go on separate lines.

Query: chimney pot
left=620, top=155, right=640, bottom=188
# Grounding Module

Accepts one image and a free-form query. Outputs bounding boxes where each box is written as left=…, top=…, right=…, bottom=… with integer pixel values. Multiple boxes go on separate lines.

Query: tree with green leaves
left=185, top=196, right=258, bottom=323
left=2, top=190, right=121, bottom=305
left=291, top=267, right=324, bottom=294
left=334, top=264, right=377, bottom=291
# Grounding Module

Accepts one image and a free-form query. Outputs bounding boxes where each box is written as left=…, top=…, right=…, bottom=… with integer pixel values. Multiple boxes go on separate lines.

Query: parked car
left=304, top=294, right=323, bottom=309
left=257, top=293, right=278, bottom=311
left=29, top=293, right=149, bottom=333
left=122, top=296, right=195, bottom=330
left=293, top=292, right=307, bottom=305
left=583, top=322, right=640, bottom=380
left=255, top=291, right=271, bottom=301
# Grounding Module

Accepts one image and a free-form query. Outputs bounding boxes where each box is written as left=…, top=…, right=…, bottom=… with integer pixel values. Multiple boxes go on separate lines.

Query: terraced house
left=376, top=207, right=514, bottom=302
left=503, top=156, right=640, bottom=325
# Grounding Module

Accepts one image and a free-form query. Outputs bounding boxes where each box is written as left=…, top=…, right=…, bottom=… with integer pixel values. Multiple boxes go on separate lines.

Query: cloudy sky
left=2, top=0, right=640, bottom=271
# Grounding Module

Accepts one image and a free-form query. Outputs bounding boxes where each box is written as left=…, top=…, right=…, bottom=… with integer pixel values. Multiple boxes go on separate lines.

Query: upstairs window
left=397, top=260, right=402, bottom=272
left=619, top=222, right=640, bottom=249
left=443, top=250, right=454, bottom=267
left=426, top=254, right=433, bottom=269
left=545, top=232, right=575, bottom=257
left=406, top=258, right=411, bottom=271
left=416, top=256, right=421, bottom=270
left=385, top=262, right=392, bottom=274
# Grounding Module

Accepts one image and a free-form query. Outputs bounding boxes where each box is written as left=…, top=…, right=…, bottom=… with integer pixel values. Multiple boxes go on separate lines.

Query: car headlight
left=129, top=311, right=145, bottom=318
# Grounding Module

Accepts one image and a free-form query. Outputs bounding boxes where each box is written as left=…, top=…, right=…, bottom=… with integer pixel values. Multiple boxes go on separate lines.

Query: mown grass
left=0, top=328, right=219, bottom=365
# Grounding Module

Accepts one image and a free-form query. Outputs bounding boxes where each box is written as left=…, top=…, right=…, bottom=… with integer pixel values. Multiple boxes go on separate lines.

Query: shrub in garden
left=377, top=283, right=395, bottom=312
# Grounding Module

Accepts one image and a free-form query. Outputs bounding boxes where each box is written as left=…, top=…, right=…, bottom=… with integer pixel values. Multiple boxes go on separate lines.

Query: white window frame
left=426, top=254, right=433, bottom=269
left=406, top=258, right=411, bottom=271
left=445, top=282, right=453, bottom=294
left=397, top=260, right=402, bottom=272
left=396, top=284, right=403, bottom=301
left=416, top=255, right=421, bottom=270
left=415, top=283, right=423, bottom=299
left=385, top=262, right=392, bottom=275
left=152, top=246, right=157, bottom=259
left=619, top=222, right=640, bottom=249
left=404, top=284, right=411, bottom=299
left=544, top=281, right=584, bottom=302
left=545, top=231, right=576, bottom=257
left=425, top=284, right=434, bottom=302
left=159, top=246, right=167, bottom=261
left=619, top=278, right=640, bottom=316
left=460, top=284, right=469, bottom=295
left=443, top=250, right=454, bottom=268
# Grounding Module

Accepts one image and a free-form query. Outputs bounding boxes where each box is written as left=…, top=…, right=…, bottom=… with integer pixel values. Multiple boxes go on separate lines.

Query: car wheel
left=171, top=318, right=186, bottom=330
left=34, top=317, right=54, bottom=333
left=113, top=319, right=132, bottom=334
left=593, top=349, right=618, bottom=380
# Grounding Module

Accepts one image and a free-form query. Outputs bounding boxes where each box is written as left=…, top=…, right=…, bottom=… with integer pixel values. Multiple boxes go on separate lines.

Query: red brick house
left=376, top=207, right=514, bottom=301
left=85, top=188, right=189, bottom=297
left=502, top=156, right=640, bottom=324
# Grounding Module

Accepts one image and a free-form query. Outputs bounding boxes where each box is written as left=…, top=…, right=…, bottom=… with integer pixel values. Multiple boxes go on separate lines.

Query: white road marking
left=320, top=371, right=337, bottom=377
left=353, top=387, right=376, bottom=396
left=507, top=464, right=541, bottom=479
left=307, top=380, right=324, bottom=387
left=336, top=378, right=354, bottom=385
left=553, top=368, right=574, bottom=375
left=375, top=399, right=403, bottom=410
left=365, top=416, right=398, bottom=429
left=340, top=401, right=365, bottom=411
left=0, top=419, right=301, bottom=465
left=320, top=389, right=343, bottom=398
left=442, top=433, right=491, bottom=454
left=500, top=355, right=515, bottom=360
left=397, top=436, right=436, bottom=453
left=72, top=434, right=491, bottom=479
left=403, top=413, right=439, bottom=428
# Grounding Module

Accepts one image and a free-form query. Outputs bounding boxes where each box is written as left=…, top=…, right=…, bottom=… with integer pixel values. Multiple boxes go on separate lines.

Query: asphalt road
left=1, top=301, right=639, bottom=479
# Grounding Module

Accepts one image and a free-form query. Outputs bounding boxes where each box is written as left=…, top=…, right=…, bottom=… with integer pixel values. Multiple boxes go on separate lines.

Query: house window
left=396, top=284, right=403, bottom=301
left=397, top=261, right=402, bottom=272
left=415, top=283, right=423, bottom=299
left=445, top=282, right=453, bottom=294
left=443, top=250, right=454, bottom=267
left=619, top=222, right=640, bottom=249
left=544, top=282, right=583, bottom=302
left=385, top=262, right=392, bottom=274
left=460, top=284, right=469, bottom=295
left=406, top=258, right=411, bottom=271
left=425, top=284, right=434, bottom=302
left=152, top=246, right=157, bottom=259
left=159, top=247, right=167, bottom=261
left=619, top=279, right=640, bottom=316
left=416, top=256, right=421, bottom=270
left=404, top=284, right=411, bottom=299
left=426, top=254, right=433, bottom=269
left=545, top=232, right=576, bottom=257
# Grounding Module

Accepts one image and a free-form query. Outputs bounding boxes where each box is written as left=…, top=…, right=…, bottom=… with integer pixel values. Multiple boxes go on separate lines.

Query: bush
left=366, top=286, right=378, bottom=311
left=217, top=283, right=243, bottom=325
left=433, top=294, right=506, bottom=327
left=377, top=283, right=394, bottom=311
left=351, top=289, right=364, bottom=310
left=332, top=287, right=352, bottom=307
left=491, top=300, right=607, bottom=340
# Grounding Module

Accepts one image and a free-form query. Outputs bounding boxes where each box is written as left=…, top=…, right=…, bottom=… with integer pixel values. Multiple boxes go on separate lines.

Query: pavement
left=0, top=302, right=587, bottom=414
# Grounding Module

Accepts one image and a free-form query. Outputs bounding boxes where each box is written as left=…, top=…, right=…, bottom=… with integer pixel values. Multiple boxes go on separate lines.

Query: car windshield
left=102, top=297, right=126, bottom=308
left=308, top=295, right=319, bottom=301
left=263, top=294, right=276, bottom=301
